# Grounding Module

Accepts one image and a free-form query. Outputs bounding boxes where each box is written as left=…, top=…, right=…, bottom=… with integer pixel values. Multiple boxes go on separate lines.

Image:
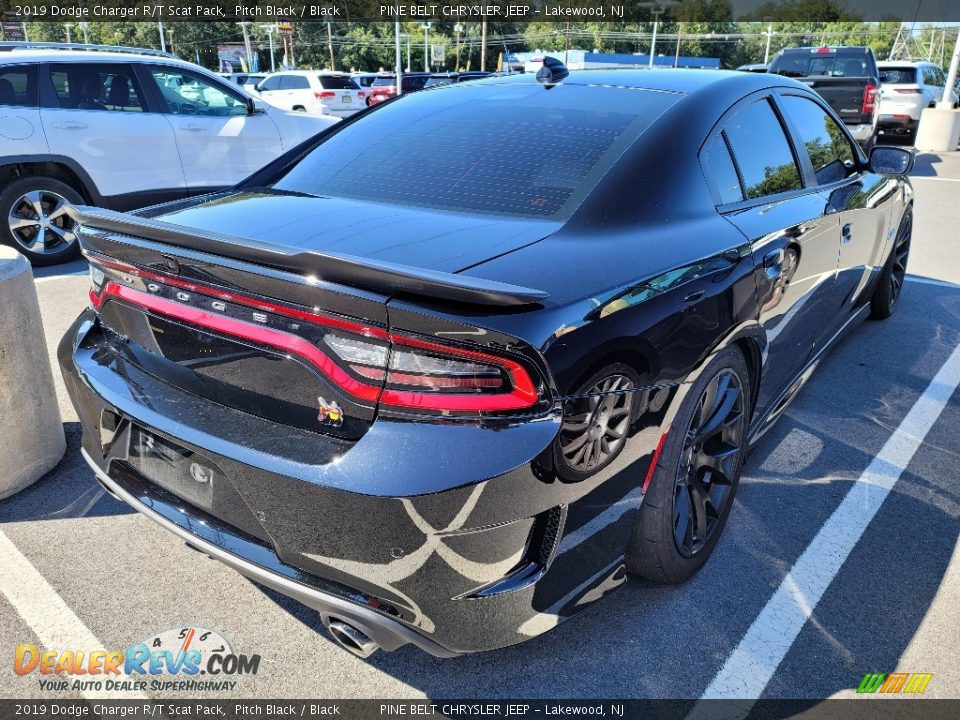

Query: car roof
left=877, top=60, right=934, bottom=67
left=478, top=68, right=788, bottom=96
left=0, top=48, right=194, bottom=67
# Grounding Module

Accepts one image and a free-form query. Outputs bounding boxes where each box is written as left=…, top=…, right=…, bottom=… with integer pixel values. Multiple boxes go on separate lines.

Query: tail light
left=815, top=47, right=833, bottom=54
left=894, top=87, right=923, bottom=95
left=357, top=90, right=366, bottom=98
left=86, top=256, right=543, bottom=416
left=862, top=83, right=878, bottom=114
left=315, top=91, right=336, bottom=99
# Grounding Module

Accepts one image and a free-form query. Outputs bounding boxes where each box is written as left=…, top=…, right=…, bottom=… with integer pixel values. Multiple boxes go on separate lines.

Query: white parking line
left=910, top=176, right=960, bottom=183
left=698, top=339, right=960, bottom=702
left=34, top=271, right=87, bottom=282
left=0, top=530, right=147, bottom=700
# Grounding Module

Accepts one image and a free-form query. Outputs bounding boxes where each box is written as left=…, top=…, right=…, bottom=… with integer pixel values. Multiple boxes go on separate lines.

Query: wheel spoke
left=46, top=197, right=69, bottom=221
left=691, top=384, right=741, bottom=445
left=561, top=431, right=590, bottom=455
left=24, top=191, right=44, bottom=219
left=674, top=486, right=692, bottom=548
left=8, top=216, right=39, bottom=231
left=687, top=479, right=709, bottom=545
left=697, top=444, right=738, bottom=485
left=24, top=227, right=47, bottom=252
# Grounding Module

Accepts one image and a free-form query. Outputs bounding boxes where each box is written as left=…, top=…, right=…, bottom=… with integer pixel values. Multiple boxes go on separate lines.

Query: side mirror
left=245, top=97, right=265, bottom=115
left=868, top=146, right=914, bottom=176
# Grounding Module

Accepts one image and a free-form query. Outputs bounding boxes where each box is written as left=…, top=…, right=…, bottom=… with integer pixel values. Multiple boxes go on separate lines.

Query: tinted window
left=318, top=76, right=358, bottom=90
left=780, top=95, right=856, bottom=185
left=258, top=75, right=282, bottom=91
left=0, top=65, right=37, bottom=107
left=771, top=49, right=871, bottom=78
left=149, top=68, right=246, bottom=116
left=402, top=76, right=429, bottom=92
left=354, top=76, right=376, bottom=88
left=280, top=75, right=310, bottom=90
left=425, top=77, right=455, bottom=88
left=272, top=84, right=678, bottom=218
left=880, top=66, right=918, bottom=84
left=704, top=135, right=744, bottom=204
left=47, top=64, right=144, bottom=111
left=372, top=76, right=396, bottom=87
left=724, top=99, right=802, bottom=199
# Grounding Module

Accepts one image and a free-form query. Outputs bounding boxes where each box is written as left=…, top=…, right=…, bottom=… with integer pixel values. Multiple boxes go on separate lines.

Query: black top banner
left=1, top=0, right=959, bottom=23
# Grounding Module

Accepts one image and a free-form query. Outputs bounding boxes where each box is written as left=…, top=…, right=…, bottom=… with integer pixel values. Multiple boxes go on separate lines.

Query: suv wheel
left=0, top=176, right=83, bottom=266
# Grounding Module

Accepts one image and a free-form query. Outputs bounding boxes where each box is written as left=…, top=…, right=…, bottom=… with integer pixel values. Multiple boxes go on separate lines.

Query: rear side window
left=271, top=83, right=679, bottom=218
left=318, top=76, right=359, bottom=90
left=47, top=64, right=144, bottom=112
left=703, top=136, right=744, bottom=204
left=922, top=66, right=945, bottom=86
left=280, top=75, right=310, bottom=90
left=881, top=66, right=918, bottom=84
left=0, top=65, right=37, bottom=107
left=724, top=99, right=802, bottom=199
left=258, top=76, right=282, bottom=91
left=779, top=95, right=856, bottom=185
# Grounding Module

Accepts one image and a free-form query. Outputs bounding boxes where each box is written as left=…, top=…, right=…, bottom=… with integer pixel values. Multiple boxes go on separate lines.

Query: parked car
left=255, top=71, right=365, bottom=117
left=423, top=71, right=492, bottom=88
left=220, top=72, right=267, bottom=94
left=367, top=72, right=431, bottom=106
left=61, top=66, right=914, bottom=658
left=0, top=42, right=337, bottom=265
left=768, top=46, right=880, bottom=150
left=735, top=63, right=768, bottom=73
left=877, top=60, right=958, bottom=138
left=351, top=72, right=381, bottom=93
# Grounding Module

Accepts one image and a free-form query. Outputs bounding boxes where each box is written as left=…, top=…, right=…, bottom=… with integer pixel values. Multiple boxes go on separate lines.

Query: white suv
left=877, top=60, right=959, bottom=139
left=0, top=43, right=339, bottom=265
left=255, top=71, right=365, bottom=118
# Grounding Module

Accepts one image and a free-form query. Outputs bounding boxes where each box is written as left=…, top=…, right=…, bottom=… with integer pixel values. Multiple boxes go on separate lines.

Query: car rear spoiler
left=68, top=206, right=549, bottom=308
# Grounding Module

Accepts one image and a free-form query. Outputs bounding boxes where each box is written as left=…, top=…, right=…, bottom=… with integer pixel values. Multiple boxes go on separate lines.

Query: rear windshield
left=880, top=67, right=919, bottom=84
left=771, top=49, right=873, bottom=78
left=270, top=82, right=679, bottom=218
left=318, top=76, right=359, bottom=90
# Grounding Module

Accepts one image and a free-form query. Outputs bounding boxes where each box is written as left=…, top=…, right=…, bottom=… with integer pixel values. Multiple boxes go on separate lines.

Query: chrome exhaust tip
left=327, top=620, right=379, bottom=658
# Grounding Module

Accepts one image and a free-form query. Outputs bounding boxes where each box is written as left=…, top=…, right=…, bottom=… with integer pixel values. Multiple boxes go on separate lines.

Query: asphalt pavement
left=1, top=152, right=959, bottom=700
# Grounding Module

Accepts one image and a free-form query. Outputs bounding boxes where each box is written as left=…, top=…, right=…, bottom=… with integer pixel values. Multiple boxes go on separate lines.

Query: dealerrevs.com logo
left=856, top=672, right=934, bottom=695
left=14, top=626, right=260, bottom=693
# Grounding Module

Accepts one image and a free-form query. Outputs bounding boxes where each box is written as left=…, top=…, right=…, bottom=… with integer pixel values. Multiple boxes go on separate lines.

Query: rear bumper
left=846, top=122, right=877, bottom=142
left=60, top=311, right=654, bottom=654
left=878, top=114, right=919, bottom=133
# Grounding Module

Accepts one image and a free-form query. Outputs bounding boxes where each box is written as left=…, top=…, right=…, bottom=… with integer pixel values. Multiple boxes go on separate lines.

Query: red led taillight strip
left=90, top=283, right=382, bottom=402
left=88, top=258, right=542, bottom=413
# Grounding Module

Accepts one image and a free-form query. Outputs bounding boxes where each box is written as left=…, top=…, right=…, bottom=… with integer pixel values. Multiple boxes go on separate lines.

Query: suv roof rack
left=0, top=41, right=177, bottom=60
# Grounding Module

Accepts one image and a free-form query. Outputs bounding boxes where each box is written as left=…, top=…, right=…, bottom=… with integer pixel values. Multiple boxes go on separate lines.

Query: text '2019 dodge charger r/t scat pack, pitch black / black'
left=60, top=62, right=915, bottom=658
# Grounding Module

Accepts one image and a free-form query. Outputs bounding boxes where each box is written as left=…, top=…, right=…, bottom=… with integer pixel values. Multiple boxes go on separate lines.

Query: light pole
left=65, top=24, right=73, bottom=44
left=158, top=22, right=166, bottom=52
left=259, top=24, right=277, bottom=72
left=454, top=23, right=463, bottom=71
left=79, top=22, right=89, bottom=44
left=764, top=23, right=774, bottom=64
left=237, top=21, right=254, bottom=72
left=421, top=22, right=431, bottom=72
left=395, top=20, right=402, bottom=96
left=639, top=1, right=678, bottom=69
left=941, top=29, right=960, bottom=108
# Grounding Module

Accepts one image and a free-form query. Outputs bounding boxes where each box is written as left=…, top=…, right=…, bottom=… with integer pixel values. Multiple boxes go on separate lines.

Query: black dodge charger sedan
left=60, top=64, right=914, bottom=658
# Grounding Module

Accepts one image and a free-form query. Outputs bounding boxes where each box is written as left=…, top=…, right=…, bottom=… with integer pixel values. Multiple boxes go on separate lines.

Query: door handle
left=842, top=223, right=853, bottom=243
left=51, top=121, right=87, bottom=130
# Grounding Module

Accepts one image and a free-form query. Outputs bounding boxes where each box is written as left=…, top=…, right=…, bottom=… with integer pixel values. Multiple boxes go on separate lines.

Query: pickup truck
left=768, top=46, right=880, bottom=150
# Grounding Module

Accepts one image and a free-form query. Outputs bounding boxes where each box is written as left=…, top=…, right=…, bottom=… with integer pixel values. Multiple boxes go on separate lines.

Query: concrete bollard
left=0, top=246, right=66, bottom=499
left=914, top=106, right=960, bottom=153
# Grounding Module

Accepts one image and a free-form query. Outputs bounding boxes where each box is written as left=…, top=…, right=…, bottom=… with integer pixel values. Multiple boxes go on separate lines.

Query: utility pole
left=326, top=21, right=335, bottom=70
left=166, top=27, right=174, bottom=55
left=79, top=22, right=89, bottom=44
left=764, top=23, right=773, bottom=64
left=648, top=12, right=660, bottom=68
left=158, top=21, right=166, bottom=52
left=481, top=18, right=487, bottom=71
left=421, top=22, right=431, bottom=72
left=237, top=22, right=254, bottom=71
left=65, top=24, right=72, bottom=43
left=674, top=21, right=682, bottom=67
left=395, top=20, right=402, bottom=96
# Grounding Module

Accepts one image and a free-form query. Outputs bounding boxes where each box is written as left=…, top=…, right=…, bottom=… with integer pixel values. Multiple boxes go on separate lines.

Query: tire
left=0, top=176, right=83, bottom=266
left=870, top=208, right=912, bottom=320
left=626, top=346, right=751, bottom=584
left=553, top=363, right=643, bottom=483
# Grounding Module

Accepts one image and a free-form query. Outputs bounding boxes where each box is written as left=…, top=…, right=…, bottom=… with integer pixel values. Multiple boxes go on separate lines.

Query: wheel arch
left=0, top=155, right=104, bottom=205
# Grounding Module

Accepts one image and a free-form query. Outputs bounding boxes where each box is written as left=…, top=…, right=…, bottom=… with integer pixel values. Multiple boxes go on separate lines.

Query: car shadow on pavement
left=256, top=280, right=960, bottom=699
left=0, top=422, right=134, bottom=523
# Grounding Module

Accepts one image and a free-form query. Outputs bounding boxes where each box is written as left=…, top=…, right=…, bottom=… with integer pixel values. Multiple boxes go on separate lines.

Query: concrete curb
left=0, top=246, right=66, bottom=499
left=915, top=107, right=960, bottom=153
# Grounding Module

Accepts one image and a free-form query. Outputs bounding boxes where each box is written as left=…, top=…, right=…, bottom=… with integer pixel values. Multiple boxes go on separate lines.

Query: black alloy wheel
left=626, top=346, right=751, bottom=583
left=672, top=369, right=745, bottom=558
left=870, top=208, right=912, bottom=320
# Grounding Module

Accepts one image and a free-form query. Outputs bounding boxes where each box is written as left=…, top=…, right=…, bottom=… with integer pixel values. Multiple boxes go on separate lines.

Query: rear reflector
left=87, top=257, right=543, bottom=415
